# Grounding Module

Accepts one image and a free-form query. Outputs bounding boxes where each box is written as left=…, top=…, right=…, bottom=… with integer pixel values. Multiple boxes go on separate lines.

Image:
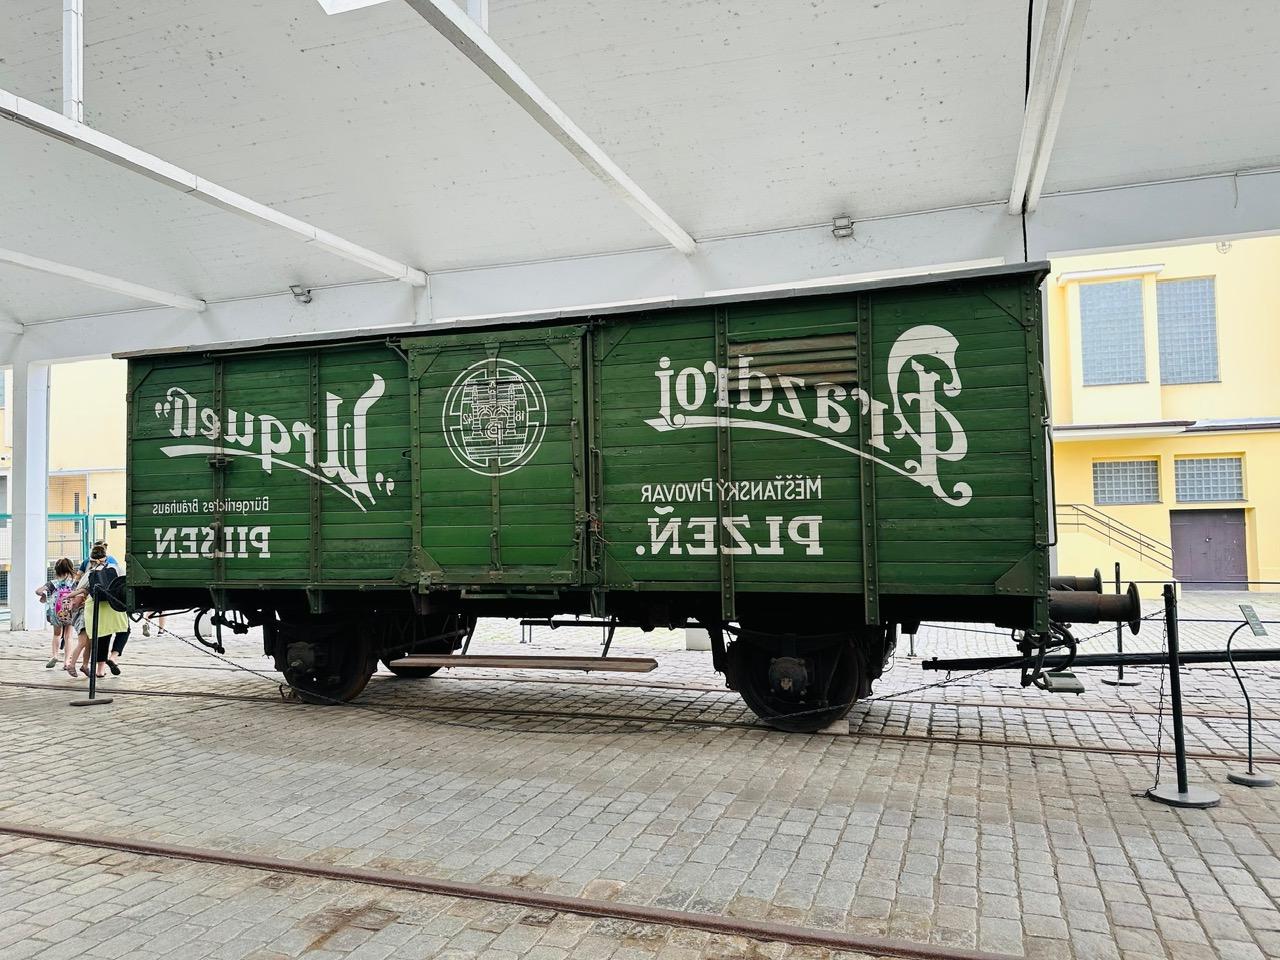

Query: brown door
left=1171, top=509, right=1247, bottom=590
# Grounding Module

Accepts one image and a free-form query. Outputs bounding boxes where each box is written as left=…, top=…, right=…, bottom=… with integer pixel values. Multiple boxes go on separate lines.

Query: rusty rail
left=0, top=822, right=1017, bottom=960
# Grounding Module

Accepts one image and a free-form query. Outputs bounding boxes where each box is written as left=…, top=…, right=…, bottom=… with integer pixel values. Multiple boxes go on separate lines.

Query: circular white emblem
left=443, top=358, right=547, bottom=477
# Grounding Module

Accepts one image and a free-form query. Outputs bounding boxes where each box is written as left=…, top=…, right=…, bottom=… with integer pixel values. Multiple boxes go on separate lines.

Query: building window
left=1175, top=456, right=1244, bottom=503
left=1079, top=279, right=1146, bottom=386
left=1093, top=459, right=1159, bottom=505
left=1157, top=277, right=1219, bottom=384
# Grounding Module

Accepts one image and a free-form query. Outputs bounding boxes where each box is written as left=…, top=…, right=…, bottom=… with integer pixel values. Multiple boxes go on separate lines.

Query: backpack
left=53, top=583, right=75, bottom=625
left=91, top=566, right=129, bottom=613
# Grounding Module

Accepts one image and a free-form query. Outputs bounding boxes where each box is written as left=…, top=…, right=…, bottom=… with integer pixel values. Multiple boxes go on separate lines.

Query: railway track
left=0, top=822, right=1018, bottom=960
left=5, top=652, right=1277, bottom=721
left=8, top=678, right=1277, bottom=767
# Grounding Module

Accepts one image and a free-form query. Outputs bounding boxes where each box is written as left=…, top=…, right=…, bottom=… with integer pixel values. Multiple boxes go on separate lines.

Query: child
left=35, top=558, right=77, bottom=669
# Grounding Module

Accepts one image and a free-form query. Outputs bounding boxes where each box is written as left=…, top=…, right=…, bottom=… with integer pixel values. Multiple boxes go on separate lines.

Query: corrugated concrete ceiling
left=0, top=0, right=1277, bottom=323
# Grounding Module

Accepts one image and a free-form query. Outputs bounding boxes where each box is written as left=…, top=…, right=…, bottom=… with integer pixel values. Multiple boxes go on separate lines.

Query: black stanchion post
left=70, top=575, right=113, bottom=708
left=1227, top=604, right=1274, bottom=788
left=1147, top=584, right=1217, bottom=808
left=1103, top=561, right=1139, bottom=687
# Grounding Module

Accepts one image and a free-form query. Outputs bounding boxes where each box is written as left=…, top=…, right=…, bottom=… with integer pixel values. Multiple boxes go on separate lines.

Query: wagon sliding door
left=409, top=326, right=588, bottom=587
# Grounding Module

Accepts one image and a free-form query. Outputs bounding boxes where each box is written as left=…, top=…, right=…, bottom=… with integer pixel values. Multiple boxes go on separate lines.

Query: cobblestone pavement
left=2, top=593, right=1279, bottom=959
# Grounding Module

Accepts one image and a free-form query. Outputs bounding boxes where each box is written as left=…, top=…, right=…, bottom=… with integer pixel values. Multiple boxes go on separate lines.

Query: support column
left=11, top=362, right=50, bottom=631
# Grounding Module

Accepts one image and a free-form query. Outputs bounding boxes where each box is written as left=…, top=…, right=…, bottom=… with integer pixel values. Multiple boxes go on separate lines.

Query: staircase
left=1054, top=503, right=1174, bottom=572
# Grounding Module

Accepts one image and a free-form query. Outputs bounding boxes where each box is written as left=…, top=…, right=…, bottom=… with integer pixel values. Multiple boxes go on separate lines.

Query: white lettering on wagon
left=153, top=376, right=393, bottom=511
left=645, top=324, right=972, bottom=507
left=634, top=475, right=826, bottom=557
left=151, top=496, right=271, bottom=516
left=640, top=475, right=822, bottom=503
left=635, top=506, right=823, bottom=557
left=148, top=526, right=271, bottom=560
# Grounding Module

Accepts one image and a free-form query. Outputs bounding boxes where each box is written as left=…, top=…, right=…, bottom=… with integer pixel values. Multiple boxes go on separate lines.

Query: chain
left=1150, top=614, right=1169, bottom=789
left=153, top=624, right=296, bottom=691
left=861, top=657, right=1029, bottom=705
left=913, top=623, right=1018, bottom=639
left=849, top=611, right=1166, bottom=717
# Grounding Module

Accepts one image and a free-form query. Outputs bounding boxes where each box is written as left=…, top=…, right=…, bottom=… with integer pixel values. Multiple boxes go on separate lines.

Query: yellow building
left=46, top=359, right=128, bottom=518
left=1, top=359, right=128, bottom=557
left=1048, top=237, right=1280, bottom=594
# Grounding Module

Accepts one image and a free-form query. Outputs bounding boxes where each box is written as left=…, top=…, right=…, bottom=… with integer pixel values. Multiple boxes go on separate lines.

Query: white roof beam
left=314, top=0, right=392, bottom=13
left=0, top=88, right=427, bottom=287
left=1008, top=0, right=1067, bottom=214
left=1025, top=0, right=1092, bottom=212
left=1008, top=0, right=1091, bottom=215
left=0, top=247, right=207, bottom=312
left=393, top=0, right=697, bottom=255
left=318, top=0, right=488, bottom=29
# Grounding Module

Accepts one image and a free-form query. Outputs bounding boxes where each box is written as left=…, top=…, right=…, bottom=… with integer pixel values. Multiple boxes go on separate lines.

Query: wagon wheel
left=726, top=635, right=861, bottom=733
left=381, top=613, right=475, bottom=679
left=286, top=632, right=376, bottom=705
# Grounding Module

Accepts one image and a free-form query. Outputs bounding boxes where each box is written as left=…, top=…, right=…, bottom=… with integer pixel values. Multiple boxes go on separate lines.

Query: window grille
left=1175, top=456, right=1244, bottom=502
left=1157, top=278, right=1219, bottom=384
left=1079, top=279, right=1146, bottom=385
left=1093, top=459, right=1159, bottom=505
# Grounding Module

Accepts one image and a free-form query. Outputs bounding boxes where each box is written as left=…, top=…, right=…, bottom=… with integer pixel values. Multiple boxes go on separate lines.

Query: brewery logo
left=443, top=358, right=547, bottom=477
left=645, top=324, right=972, bottom=507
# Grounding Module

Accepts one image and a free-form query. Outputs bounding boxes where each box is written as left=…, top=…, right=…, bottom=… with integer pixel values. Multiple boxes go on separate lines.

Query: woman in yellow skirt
left=65, top=544, right=128, bottom=679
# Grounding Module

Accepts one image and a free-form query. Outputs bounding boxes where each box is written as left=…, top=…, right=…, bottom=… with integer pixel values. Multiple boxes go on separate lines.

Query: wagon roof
left=116, top=261, right=1049, bottom=359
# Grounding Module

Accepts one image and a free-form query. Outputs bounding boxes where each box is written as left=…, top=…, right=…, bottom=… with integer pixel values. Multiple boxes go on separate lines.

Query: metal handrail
left=1056, top=510, right=1172, bottom=564
left=1055, top=508, right=1174, bottom=569
left=1060, top=503, right=1172, bottom=554
left=1055, top=503, right=1174, bottom=570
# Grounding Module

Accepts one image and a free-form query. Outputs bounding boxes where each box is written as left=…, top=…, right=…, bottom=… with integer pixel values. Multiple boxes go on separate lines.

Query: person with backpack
left=63, top=545, right=128, bottom=679
left=78, top=540, right=119, bottom=574
left=35, top=558, right=77, bottom=670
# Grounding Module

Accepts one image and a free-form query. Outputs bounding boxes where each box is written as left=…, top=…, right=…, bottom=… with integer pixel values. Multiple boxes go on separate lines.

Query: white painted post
left=10, top=362, right=50, bottom=631
left=62, top=0, right=84, bottom=122
left=685, top=627, right=711, bottom=652
left=465, top=0, right=488, bottom=31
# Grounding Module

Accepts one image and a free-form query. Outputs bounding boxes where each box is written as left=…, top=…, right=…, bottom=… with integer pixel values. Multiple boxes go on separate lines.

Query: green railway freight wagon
left=124, top=263, right=1137, bottom=731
